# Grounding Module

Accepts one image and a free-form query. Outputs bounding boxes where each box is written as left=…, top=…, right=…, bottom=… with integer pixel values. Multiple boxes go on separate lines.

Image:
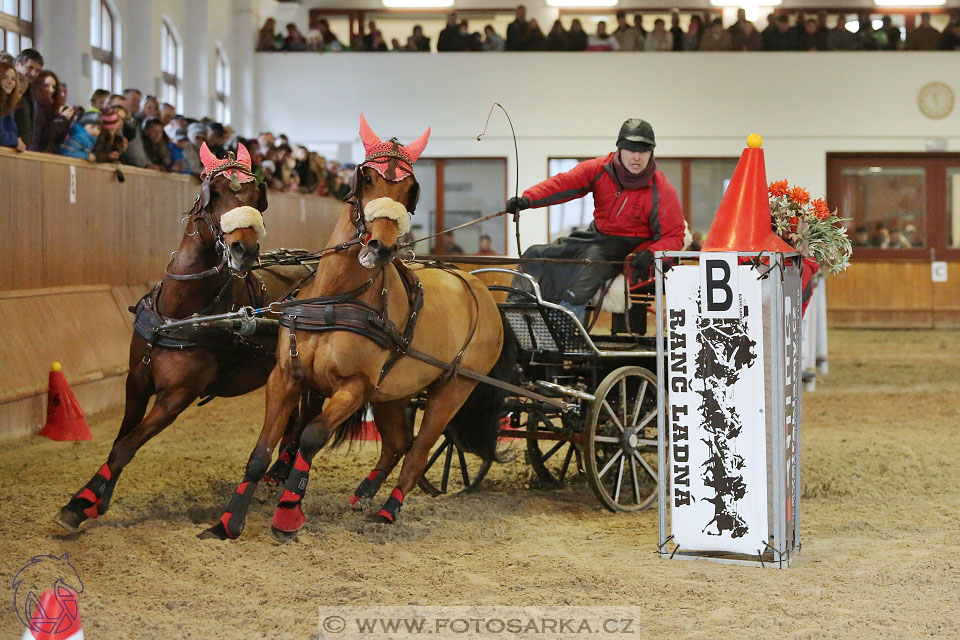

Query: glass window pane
left=840, top=166, right=926, bottom=249
left=20, top=34, right=29, bottom=50
left=947, top=168, right=960, bottom=249
left=441, top=159, right=507, bottom=255
left=19, top=0, right=30, bottom=20
left=91, top=60, right=101, bottom=88
left=2, top=0, right=17, bottom=16
left=548, top=158, right=594, bottom=241
left=689, top=159, right=738, bottom=247
left=103, top=10, right=112, bottom=52
left=411, top=159, right=437, bottom=246
left=6, top=30, right=18, bottom=55
left=90, top=0, right=100, bottom=47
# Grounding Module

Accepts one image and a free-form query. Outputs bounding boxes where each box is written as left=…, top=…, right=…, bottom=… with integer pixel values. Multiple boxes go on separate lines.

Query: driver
left=506, top=118, right=685, bottom=319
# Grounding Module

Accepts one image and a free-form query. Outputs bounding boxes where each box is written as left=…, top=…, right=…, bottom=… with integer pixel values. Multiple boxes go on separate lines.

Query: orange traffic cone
left=702, top=134, right=795, bottom=253
left=38, top=363, right=92, bottom=441
left=358, top=405, right=380, bottom=441
left=21, top=586, right=84, bottom=640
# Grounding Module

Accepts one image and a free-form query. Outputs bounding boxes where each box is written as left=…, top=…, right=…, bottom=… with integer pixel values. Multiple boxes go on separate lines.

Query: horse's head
left=350, top=114, right=429, bottom=269
left=195, top=142, right=268, bottom=272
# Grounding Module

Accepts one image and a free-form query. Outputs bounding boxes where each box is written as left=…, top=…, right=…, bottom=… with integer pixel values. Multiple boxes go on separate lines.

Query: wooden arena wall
left=0, top=149, right=342, bottom=440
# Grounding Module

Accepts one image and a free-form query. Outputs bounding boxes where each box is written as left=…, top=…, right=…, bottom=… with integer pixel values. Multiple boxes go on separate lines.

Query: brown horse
left=201, top=117, right=510, bottom=541
left=55, top=144, right=313, bottom=533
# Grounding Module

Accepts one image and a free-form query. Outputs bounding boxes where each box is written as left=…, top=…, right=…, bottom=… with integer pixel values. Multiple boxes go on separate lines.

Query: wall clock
left=918, top=82, right=954, bottom=120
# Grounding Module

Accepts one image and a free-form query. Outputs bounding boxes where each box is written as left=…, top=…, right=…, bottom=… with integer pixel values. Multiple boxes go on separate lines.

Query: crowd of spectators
left=852, top=222, right=920, bottom=249
left=256, top=8, right=960, bottom=53
left=0, top=47, right=352, bottom=197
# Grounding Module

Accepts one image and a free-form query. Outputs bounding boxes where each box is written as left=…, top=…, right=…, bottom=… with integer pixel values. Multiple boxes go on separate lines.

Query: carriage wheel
left=523, top=408, right=583, bottom=487
left=584, top=366, right=659, bottom=512
left=409, top=406, right=492, bottom=497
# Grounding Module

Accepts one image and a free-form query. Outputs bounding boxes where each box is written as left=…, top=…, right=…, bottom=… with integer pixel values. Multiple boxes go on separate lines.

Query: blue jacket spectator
left=58, top=110, right=102, bottom=160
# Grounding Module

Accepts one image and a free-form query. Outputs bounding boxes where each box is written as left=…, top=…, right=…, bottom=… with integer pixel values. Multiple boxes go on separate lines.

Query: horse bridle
left=165, top=162, right=258, bottom=281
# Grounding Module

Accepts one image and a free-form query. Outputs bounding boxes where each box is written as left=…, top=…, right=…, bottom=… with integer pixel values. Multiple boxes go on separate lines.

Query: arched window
left=214, top=44, right=230, bottom=124
left=0, top=0, right=35, bottom=55
left=90, top=0, right=119, bottom=92
left=161, top=18, right=182, bottom=111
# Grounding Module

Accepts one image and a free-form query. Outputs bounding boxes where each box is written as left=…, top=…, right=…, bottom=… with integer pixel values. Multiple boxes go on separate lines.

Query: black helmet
left=616, top=118, right=655, bottom=152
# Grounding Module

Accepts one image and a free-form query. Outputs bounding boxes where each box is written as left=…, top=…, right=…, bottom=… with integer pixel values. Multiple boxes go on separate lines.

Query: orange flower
left=788, top=186, right=810, bottom=206
left=812, top=198, right=830, bottom=220
left=769, top=180, right=789, bottom=198
left=788, top=216, right=799, bottom=232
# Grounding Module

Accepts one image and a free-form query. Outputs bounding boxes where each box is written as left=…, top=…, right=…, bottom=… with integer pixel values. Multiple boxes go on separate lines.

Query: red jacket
left=523, top=152, right=685, bottom=250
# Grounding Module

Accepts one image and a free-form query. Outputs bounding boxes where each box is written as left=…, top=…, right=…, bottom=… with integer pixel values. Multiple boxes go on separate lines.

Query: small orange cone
left=21, top=586, right=84, bottom=640
left=38, top=363, right=92, bottom=441
left=358, top=405, right=380, bottom=441
left=702, top=134, right=795, bottom=253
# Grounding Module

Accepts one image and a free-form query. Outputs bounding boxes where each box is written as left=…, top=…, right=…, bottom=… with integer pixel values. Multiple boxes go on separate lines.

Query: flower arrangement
left=768, top=180, right=852, bottom=274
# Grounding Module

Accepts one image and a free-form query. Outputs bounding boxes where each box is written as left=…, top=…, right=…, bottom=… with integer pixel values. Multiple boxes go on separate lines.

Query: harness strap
left=288, top=317, right=304, bottom=383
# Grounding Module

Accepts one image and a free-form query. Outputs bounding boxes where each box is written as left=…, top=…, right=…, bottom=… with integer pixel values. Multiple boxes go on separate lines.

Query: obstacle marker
left=21, top=587, right=84, bottom=640
left=38, top=363, right=92, bottom=441
left=358, top=405, right=380, bottom=441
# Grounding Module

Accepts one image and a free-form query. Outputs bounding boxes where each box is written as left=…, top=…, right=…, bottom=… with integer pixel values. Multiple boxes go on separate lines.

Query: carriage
left=414, top=266, right=661, bottom=513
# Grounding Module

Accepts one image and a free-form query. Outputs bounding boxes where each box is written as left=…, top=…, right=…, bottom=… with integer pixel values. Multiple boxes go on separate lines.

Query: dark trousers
left=518, top=223, right=648, bottom=305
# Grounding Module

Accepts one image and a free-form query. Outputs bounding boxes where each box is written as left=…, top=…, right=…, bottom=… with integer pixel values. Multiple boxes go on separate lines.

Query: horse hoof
left=198, top=522, right=230, bottom=540
left=53, top=508, right=85, bottom=534
left=270, top=525, right=299, bottom=544
left=262, top=475, right=280, bottom=486
left=367, top=512, right=395, bottom=525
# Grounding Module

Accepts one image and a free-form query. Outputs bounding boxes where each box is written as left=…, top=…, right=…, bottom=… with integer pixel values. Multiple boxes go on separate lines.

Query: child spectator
left=58, top=110, right=101, bottom=161
left=0, top=60, right=27, bottom=151
left=169, top=128, right=191, bottom=173
left=483, top=25, right=505, bottom=51
left=90, top=88, right=109, bottom=111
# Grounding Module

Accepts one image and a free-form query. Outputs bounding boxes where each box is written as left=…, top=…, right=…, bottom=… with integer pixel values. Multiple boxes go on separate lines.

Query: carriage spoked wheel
left=408, top=406, right=492, bottom=497
left=584, top=366, right=659, bottom=512
left=523, top=407, right=584, bottom=487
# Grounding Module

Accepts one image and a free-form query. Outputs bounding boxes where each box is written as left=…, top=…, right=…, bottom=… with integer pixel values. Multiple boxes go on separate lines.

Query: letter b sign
left=700, top=253, right=740, bottom=319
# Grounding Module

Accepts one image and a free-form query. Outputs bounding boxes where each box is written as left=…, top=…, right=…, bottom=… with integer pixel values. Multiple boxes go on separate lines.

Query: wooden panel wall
left=0, top=150, right=345, bottom=440
left=826, top=261, right=960, bottom=328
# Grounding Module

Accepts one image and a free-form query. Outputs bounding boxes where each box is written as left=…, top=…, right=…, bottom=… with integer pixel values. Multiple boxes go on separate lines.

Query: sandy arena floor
left=1, top=329, right=958, bottom=639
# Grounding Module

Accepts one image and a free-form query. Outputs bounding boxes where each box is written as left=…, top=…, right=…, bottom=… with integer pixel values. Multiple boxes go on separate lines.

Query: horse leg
left=349, top=397, right=414, bottom=508
left=199, top=367, right=301, bottom=540
left=271, top=376, right=367, bottom=542
left=264, top=390, right=323, bottom=485
left=372, top=379, right=478, bottom=524
left=55, top=384, right=201, bottom=533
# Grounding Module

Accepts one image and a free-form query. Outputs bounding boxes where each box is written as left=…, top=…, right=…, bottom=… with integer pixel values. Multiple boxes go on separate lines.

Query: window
left=214, top=44, right=230, bottom=124
left=161, top=19, right=182, bottom=111
left=409, top=158, right=508, bottom=255
left=547, top=156, right=738, bottom=244
left=0, top=0, right=34, bottom=55
left=90, top=0, right=119, bottom=92
left=827, top=154, right=960, bottom=259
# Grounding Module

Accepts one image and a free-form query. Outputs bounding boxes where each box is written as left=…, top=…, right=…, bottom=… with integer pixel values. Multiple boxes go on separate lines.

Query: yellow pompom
left=746, top=133, right=763, bottom=149
left=51, top=361, right=62, bottom=372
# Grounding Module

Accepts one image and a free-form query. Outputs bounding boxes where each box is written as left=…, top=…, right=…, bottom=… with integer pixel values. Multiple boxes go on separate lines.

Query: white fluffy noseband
left=220, top=206, right=266, bottom=240
left=363, top=197, right=411, bottom=235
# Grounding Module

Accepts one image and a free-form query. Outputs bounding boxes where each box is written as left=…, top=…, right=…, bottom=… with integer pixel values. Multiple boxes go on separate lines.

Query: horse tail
left=328, top=406, right=367, bottom=449
left=444, top=319, right=518, bottom=463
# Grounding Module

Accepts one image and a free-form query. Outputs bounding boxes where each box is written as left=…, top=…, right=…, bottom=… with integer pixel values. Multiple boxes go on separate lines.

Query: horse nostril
left=367, top=239, right=382, bottom=251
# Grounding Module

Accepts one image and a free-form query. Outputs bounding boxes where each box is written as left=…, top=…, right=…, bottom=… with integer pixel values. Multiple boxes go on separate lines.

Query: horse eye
left=363, top=173, right=373, bottom=185
left=209, top=189, right=220, bottom=199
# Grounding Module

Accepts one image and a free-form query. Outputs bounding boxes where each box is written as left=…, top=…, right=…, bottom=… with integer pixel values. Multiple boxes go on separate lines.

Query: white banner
left=666, top=265, right=768, bottom=555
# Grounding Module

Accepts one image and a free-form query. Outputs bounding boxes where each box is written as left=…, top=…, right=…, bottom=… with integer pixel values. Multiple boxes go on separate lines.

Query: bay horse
left=55, top=143, right=313, bottom=533
left=201, top=115, right=510, bottom=541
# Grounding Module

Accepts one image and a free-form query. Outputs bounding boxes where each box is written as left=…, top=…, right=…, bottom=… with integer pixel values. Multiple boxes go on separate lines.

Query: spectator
left=826, top=15, right=859, bottom=51
left=57, top=110, right=101, bottom=161
left=314, top=20, right=342, bottom=52
left=13, top=48, right=43, bottom=148
left=764, top=15, right=798, bottom=50
left=0, top=59, right=27, bottom=151
left=733, top=20, right=762, bottom=50
left=645, top=18, right=673, bottom=51
left=587, top=21, right=620, bottom=51
left=432, top=233, right=464, bottom=255
left=906, top=12, right=942, bottom=50
left=700, top=19, right=732, bottom=51
left=633, top=14, right=648, bottom=39
left=363, top=20, right=380, bottom=50
left=855, top=17, right=879, bottom=51
left=438, top=13, right=461, bottom=52
left=284, top=23, right=308, bottom=51
left=140, top=118, right=167, bottom=170
left=477, top=234, right=496, bottom=256
left=90, top=88, right=109, bottom=111
left=670, top=11, right=685, bottom=51
left=871, top=222, right=890, bottom=248
left=881, top=16, right=901, bottom=50
left=257, top=130, right=274, bottom=152
left=566, top=19, right=588, bottom=51
left=527, top=19, right=546, bottom=50
left=613, top=11, right=640, bottom=51
left=206, top=121, right=227, bottom=156
left=29, top=70, right=72, bottom=152
left=369, top=29, right=389, bottom=52
left=483, top=25, right=506, bottom=51
left=727, top=8, right=753, bottom=44
left=507, top=5, right=530, bottom=51
left=546, top=20, right=567, bottom=51
left=852, top=226, right=870, bottom=247
left=123, top=88, right=141, bottom=117
left=942, top=20, right=960, bottom=50
left=257, top=18, right=277, bottom=51
left=139, top=95, right=160, bottom=121
left=798, top=18, right=826, bottom=50
left=407, top=25, right=431, bottom=52
left=683, top=15, right=703, bottom=51
left=390, top=38, right=405, bottom=52
left=0, top=51, right=12, bottom=66
left=92, top=107, right=124, bottom=162
left=184, top=121, right=206, bottom=174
